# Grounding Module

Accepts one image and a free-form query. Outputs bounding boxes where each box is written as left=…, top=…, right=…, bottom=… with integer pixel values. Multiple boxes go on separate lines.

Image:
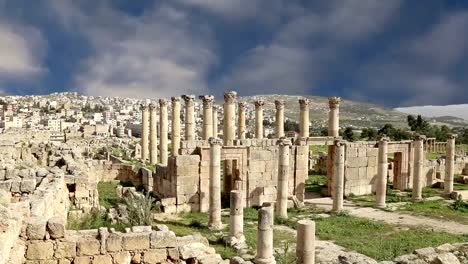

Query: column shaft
left=275, top=100, right=285, bottom=138
left=182, top=95, right=195, bottom=141
left=255, top=100, right=264, bottom=139
left=328, top=97, right=341, bottom=137
left=209, top=138, right=223, bottom=229
left=276, top=138, right=290, bottom=219
left=159, top=99, right=168, bottom=165
left=238, top=102, right=246, bottom=140
left=332, top=140, right=345, bottom=213
left=200, top=95, right=214, bottom=140
left=223, top=91, right=237, bottom=145
left=212, top=107, right=218, bottom=138
left=229, top=190, right=244, bottom=239
left=299, top=99, right=310, bottom=138
left=412, top=135, right=425, bottom=201
left=444, top=135, right=456, bottom=194
left=141, top=104, right=149, bottom=161
left=296, top=220, right=315, bottom=264
left=255, top=205, right=275, bottom=264
left=171, top=97, right=181, bottom=156
left=375, top=137, right=389, bottom=207
left=149, top=103, right=157, bottom=165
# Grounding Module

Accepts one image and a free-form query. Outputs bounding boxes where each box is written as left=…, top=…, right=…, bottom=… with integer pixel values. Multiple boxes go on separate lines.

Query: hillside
left=239, top=95, right=466, bottom=129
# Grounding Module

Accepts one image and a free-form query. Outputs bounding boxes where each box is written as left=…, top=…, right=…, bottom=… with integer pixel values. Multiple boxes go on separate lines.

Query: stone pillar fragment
left=149, top=103, right=157, bottom=165
left=200, top=95, right=214, bottom=140
left=299, top=99, right=310, bottom=138
left=208, top=137, right=223, bottom=230
left=255, top=204, right=275, bottom=264
left=275, top=100, right=285, bottom=138
left=255, top=100, right=264, bottom=139
left=296, top=220, right=315, bottom=264
left=212, top=107, right=218, bottom=138
left=140, top=104, right=150, bottom=161
left=182, top=95, right=195, bottom=141
left=238, top=102, right=247, bottom=140
left=159, top=99, right=169, bottom=165
left=276, top=138, right=291, bottom=219
left=171, top=97, right=181, bottom=156
left=328, top=97, right=341, bottom=137
left=375, top=136, right=389, bottom=207
left=228, top=190, right=245, bottom=246
left=444, top=134, right=457, bottom=194
left=412, top=134, right=426, bottom=201
left=332, top=140, right=345, bottom=213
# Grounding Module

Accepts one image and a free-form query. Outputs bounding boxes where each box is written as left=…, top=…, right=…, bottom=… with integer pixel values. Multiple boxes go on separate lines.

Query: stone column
left=238, top=102, right=247, bottom=140
left=328, top=97, right=341, bottom=137
left=412, top=134, right=425, bottom=202
left=140, top=104, right=149, bottom=161
left=299, top=99, right=310, bottom=138
left=255, top=204, right=275, bottom=264
left=182, top=95, right=195, bottom=141
left=223, top=91, right=237, bottom=145
left=444, top=134, right=457, bottom=195
left=171, top=97, right=181, bottom=156
left=149, top=103, right=157, bottom=165
left=296, top=220, right=315, bottom=264
left=375, top=136, right=389, bottom=207
left=332, top=140, right=345, bottom=213
left=200, top=95, right=214, bottom=140
left=255, top=100, right=264, bottom=139
left=209, top=137, right=223, bottom=230
left=229, top=190, right=245, bottom=243
left=276, top=138, right=291, bottom=219
left=275, top=100, right=285, bottom=138
left=159, top=99, right=169, bottom=165
left=212, top=107, right=218, bottom=137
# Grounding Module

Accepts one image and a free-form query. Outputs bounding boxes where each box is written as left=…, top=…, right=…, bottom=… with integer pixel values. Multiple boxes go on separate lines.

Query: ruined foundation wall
left=343, top=142, right=379, bottom=196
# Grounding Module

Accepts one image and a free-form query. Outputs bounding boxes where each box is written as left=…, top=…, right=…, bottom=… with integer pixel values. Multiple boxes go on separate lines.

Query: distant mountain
left=395, top=105, right=468, bottom=122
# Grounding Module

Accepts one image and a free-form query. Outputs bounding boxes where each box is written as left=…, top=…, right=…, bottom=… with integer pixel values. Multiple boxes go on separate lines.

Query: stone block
left=150, top=231, right=177, bottom=248
left=358, top=167, right=368, bottom=179
left=55, top=241, right=76, bottom=258
left=74, top=256, right=91, bottom=264
left=167, top=248, right=179, bottom=260
left=47, top=216, right=65, bottom=239
left=77, top=238, right=101, bottom=256
left=26, top=217, right=47, bottom=240
left=367, top=157, right=377, bottom=167
left=112, top=252, right=131, bottom=264
left=106, top=233, right=122, bottom=252
left=26, top=241, right=54, bottom=260
left=144, top=249, right=167, bottom=263
left=10, top=180, right=21, bottom=192
left=357, top=148, right=367, bottom=157
left=346, top=167, right=359, bottom=180
left=122, top=232, right=150, bottom=250
left=432, top=252, right=460, bottom=264
left=178, top=242, right=215, bottom=260
left=92, top=255, right=113, bottom=264
left=0, top=180, right=11, bottom=191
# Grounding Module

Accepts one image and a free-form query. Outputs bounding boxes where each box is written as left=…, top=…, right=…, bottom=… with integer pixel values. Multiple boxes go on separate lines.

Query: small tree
left=342, top=127, right=356, bottom=142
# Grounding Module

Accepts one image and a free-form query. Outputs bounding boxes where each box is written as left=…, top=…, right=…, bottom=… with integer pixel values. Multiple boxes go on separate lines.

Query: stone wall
left=343, top=142, right=379, bottom=196
left=23, top=225, right=223, bottom=264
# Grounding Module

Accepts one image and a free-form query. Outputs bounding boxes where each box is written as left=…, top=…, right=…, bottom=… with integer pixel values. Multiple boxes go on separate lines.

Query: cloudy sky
left=0, top=0, right=468, bottom=107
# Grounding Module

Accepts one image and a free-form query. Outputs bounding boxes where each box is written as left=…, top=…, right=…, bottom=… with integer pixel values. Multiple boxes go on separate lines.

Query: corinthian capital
left=140, top=104, right=149, bottom=111
left=159, top=99, right=169, bottom=107
left=199, top=95, right=214, bottom=108
left=148, top=103, right=157, bottom=111
left=328, top=97, right=341, bottom=109
left=209, top=137, right=223, bottom=146
left=171, top=96, right=181, bottom=103
left=299, top=98, right=310, bottom=110
left=275, top=100, right=285, bottom=110
left=182, top=95, right=195, bottom=106
left=224, top=91, right=237, bottom=104
left=238, top=102, right=246, bottom=111
left=254, top=100, right=264, bottom=109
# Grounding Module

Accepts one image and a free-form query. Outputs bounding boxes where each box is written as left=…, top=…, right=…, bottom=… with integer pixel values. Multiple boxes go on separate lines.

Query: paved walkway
left=305, top=197, right=468, bottom=235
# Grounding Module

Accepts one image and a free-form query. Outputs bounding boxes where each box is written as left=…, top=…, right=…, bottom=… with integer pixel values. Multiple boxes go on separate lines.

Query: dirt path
left=305, top=197, right=468, bottom=235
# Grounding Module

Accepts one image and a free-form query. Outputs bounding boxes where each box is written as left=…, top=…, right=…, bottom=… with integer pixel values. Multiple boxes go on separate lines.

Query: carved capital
left=208, top=137, right=223, bottom=146
left=275, top=100, right=285, bottom=110
left=254, top=100, right=264, bottom=109
left=377, top=135, right=390, bottom=142
left=334, top=139, right=344, bottom=147
left=447, top=134, right=458, bottom=140
left=140, top=104, right=149, bottom=111
left=224, top=91, right=237, bottom=104
left=182, top=95, right=195, bottom=106
left=159, top=99, right=169, bottom=107
left=199, top=95, right=214, bottom=108
left=413, top=133, right=426, bottom=141
left=328, top=97, right=341, bottom=109
left=171, top=96, right=181, bottom=103
left=238, top=102, right=246, bottom=111
left=148, top=103, right=157, bottom=111
left=299, top=99, right=310, bottom=110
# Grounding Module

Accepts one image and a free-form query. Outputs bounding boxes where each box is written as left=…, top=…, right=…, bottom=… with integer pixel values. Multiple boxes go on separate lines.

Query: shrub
left=123, top=192, right=155, bottom=226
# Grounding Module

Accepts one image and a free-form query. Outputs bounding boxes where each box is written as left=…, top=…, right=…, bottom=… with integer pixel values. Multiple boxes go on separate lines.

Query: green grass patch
left=398, top=200, right=468, bottom=225
left=97, top=182, right=121, bottom=209
left=67, top=211, right=129, bottom=231
left=426, top=152, right=441, bottom=160
left=305, top=174, right=328, bottom=193
left=309, top=145, right=328, bottom=153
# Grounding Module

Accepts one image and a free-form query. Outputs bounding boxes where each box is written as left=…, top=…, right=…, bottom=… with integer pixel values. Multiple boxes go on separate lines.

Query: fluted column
left=223, top=91, right=237, bottom=145
left=238, top=102, right=246, bottom=140
left=200, top=95, right=214, bottom=140
left=332, top=140, right=345, bottom=213
left=375, top=136, right=389, bottom=207
left=171, top=97, right=181, bottom=156
left=255, top=100, right=264, bottom=139
left=140, top=104, right=149, bottom=161
left=275, top=100, right=285, bottom=138
left=276, top=138, right=291, bottom=219
left=159, top=99, right=169, bottom=165
left=149, top=103, right=158, bottom=165
left=208, top=137, right=223, bottom=230
left=212, top=107, right=218, bottom=138
left=299, top=99, right=310, bottom=138
left=328, top=97, right=341, bottom=137
left=444, top=134, right=457, bottom=194
left=412, top=134, right=425, bottom=202
left=182, top=95, right=195, bottom=141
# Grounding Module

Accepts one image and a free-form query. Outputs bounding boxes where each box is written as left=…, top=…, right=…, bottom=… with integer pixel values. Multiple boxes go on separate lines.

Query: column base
left=208, top=222, right=225, bottom=230
left=254, top=256, right=276, bottom=264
